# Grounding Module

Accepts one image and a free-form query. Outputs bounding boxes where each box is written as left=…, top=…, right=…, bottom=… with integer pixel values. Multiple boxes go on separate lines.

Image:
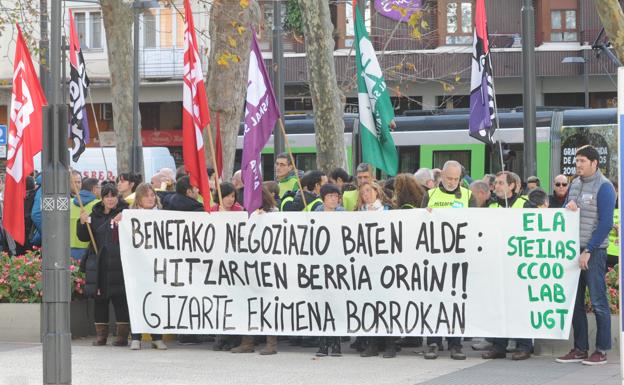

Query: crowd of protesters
left=0, top=145, right=617, bottom=365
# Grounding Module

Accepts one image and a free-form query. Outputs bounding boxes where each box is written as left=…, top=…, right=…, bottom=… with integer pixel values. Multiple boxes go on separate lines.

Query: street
left=0, top=339, right=620, bottom=385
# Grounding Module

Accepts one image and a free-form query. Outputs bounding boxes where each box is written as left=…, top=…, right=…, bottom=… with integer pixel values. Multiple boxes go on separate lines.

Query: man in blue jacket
left=556, top=145, right=616, bottom=366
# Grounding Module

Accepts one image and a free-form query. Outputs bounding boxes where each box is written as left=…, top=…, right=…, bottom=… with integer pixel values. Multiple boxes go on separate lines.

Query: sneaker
left=582, top=351, right=607, bottom=366
left=151, top=340, right=167, bottom=350
left=424, top=343, right=438, bottom=360
left=450, top=346, right=466, bottom=360
left=315, top=345, right=328, bottom=357
left=556, top=348, right=589, bottom=363
left=471, top=340, right=493, bottom=351
left=130, top=340, right=141, bottom=350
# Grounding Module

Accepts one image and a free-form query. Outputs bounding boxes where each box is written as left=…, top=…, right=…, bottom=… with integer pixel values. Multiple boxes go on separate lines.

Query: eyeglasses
left=555, top=183, right=568, bottom=187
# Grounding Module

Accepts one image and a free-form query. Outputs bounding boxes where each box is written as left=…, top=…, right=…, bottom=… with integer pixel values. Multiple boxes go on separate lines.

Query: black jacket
left=282, top=190, right=322, bottom=212
left=77, top=199, right=128, bottom=299
left=162, top=193, right=204, bottom=211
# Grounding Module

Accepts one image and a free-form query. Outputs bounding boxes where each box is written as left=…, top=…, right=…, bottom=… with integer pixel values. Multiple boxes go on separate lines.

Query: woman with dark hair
left=78, top=181, right=130, bottom=347
left=117, top=172, right=142, bottom=205
left=211, top=182, right=244, bottom=211
left=393, top=173, right=425, bottom=209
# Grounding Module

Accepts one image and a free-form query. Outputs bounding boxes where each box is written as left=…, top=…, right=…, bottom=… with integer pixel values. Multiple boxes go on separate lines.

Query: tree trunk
left=206, top=1, right=260, bottom=181
left=100, top=0, right=141, bottom=175
left=595, top=0, right=624, bottom=64
left=297, top=0, right=346, bottom=174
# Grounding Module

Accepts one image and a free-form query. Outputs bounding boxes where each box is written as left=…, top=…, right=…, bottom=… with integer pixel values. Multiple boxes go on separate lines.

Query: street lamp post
left=521, top=0, right=537, bottom=180
left=562, top=56, right=589, bottom=109
left=273, top=0, right=286, bottom=173
left=131, top=1, right=158, bottom=175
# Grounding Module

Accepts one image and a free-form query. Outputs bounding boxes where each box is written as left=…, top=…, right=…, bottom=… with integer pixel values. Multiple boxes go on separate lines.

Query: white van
left=34, top=147, right=176, bottom=182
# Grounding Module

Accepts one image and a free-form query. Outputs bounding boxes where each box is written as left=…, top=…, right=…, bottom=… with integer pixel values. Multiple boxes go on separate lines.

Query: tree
left=205, top=0, right=260, bottom=181
left=100, top=0, right=141, bottom=175
left=595, top=0, right=624, bottom=64
left=297, top=0, right=346, bottom=173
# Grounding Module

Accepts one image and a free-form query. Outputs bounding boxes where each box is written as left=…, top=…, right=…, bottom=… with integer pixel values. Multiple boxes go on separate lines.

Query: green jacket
left=70, top=197, right=99, bottom=249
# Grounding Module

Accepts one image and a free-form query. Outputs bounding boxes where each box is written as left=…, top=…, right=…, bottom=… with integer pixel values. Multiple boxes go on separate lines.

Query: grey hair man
left=414, top=168, right=435, bottom=190
left=470, top=180, right=491, bottom=207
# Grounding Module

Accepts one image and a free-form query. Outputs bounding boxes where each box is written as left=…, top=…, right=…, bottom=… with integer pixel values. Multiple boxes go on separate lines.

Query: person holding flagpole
left=182, top=0, right=212, bottom=213
left=3, top=24, right=47, bottom=248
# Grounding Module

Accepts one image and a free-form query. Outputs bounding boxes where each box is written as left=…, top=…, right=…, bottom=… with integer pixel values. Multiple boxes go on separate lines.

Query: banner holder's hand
left=565, top=200, right=578, bottom=211
left=579, top=250, right=591, bottom=270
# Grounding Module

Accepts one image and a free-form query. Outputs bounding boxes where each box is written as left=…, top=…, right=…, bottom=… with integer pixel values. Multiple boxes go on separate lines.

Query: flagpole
left=205, top=114, right=223, bottom=209
left=277, top=118, right=307, bottom=208
left=87, top=94, right=110, bottom=178
left=70, top=174, right=99, bottom=254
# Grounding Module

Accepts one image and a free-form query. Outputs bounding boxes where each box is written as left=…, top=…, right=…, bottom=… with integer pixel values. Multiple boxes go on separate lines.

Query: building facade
left=0, top=0, right=617, bottom=168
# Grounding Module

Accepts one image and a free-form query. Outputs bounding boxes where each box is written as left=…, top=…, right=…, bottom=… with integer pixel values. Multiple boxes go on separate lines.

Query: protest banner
left=119, top=208, right=579, bottom=338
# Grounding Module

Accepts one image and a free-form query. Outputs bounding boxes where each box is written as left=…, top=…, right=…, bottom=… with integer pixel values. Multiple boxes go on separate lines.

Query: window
left=550, top=9, right=577, bottom=42
left=73, top=11, right=103, bottom=50
left=433, top=150, right=471, bottom=172
left=143, top=10, right=157, bottom=48
left=140, top=7, right=185, bottom=49
left=445, top=1, right=473, bottom=45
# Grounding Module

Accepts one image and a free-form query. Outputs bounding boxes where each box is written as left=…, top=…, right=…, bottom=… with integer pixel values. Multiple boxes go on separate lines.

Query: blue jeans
left=70, top=248, right=87, bottom=261
left=572, top=248, right=611, bottom=352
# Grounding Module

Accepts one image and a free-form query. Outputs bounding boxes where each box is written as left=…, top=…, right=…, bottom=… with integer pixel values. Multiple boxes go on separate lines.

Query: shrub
left=585, top=264, right=619, bottom=314
left=0, top=248, right=85, bottom=303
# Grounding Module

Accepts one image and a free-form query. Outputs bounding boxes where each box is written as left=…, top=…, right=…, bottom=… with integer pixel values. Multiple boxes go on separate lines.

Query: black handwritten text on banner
left=119, top=209, right=580, bottom=338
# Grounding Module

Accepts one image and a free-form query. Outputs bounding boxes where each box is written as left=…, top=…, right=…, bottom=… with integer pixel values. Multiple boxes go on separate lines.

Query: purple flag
left=242, top=32, right=281, bottom=215
left=469, top=0, right=495, bottom=144
left=374, top=0, right=422, bottom=22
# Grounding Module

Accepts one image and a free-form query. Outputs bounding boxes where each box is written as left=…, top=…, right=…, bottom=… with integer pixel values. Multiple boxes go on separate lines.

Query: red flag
left=3, top=25, right=47, bottom=245
left=182, top=0, right=211, bottom=212
left=215, top=111, right=223, bottom=178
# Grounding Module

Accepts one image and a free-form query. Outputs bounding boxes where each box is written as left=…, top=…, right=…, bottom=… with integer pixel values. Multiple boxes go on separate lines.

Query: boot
left=92, top=323, right=109, bottom=346
left=330, top=339, right=342, bottom=357
left=112, top=322, right=130, bottom=347
left=383, top=337, right=397, bottom=358
left=260, top=336, right=278, bottom=355
left=316, top=338, right=329, bottom=357
left=231, top=336, right=255, bottom=353
left=213, top=336, right=226, bottom=351
left=360, top=339, right=379, bottom=357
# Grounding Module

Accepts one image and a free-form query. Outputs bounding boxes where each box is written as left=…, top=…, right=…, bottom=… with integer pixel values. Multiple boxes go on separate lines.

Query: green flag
left=353, top=3, right=398, bottom=176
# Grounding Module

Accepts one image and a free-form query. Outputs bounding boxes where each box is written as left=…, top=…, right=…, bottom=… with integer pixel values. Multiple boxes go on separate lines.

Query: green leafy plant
left=585, top=264, right=619, bottom=314
left=283, top=0, right=304, bottom=37
left=0, top=249, right=85, bottom=303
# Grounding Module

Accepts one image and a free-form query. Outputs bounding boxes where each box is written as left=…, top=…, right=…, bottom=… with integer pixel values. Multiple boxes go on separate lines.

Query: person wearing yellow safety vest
left=329, top=167, right=355, bottom=209
left=421, top=160, right=474, bottom=361
left=70, top=178, right=100, bottom=261
left=607, top=181, right=619, bottom=268
left=482, top=171, right=533, bottom=362
left=281, top=170, right=326, bottom=212
left=275, top=152, right=300, bottom=200
left=343, top=163, right=375, bottom=211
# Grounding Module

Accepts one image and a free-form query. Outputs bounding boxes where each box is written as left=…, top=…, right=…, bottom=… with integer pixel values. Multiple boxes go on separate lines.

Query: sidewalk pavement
left=0, top=339, right=620, bottom=385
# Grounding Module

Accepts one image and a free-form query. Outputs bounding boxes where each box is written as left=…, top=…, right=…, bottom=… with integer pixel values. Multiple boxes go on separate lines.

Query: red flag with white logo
left=182, top=0, right=211, bottom=211
left=3, top=25, right=47, bottom=245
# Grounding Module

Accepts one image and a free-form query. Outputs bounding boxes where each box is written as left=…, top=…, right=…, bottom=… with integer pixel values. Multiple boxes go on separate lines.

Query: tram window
left=294, top=153, right=317, bottom=173
left=234, top=150, right=242, bottom=173
left=399, top=146, right=420, bottom=173
left=433, top=150, right=471, bottom=173
left=262, top=154, right=274, bottom=181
